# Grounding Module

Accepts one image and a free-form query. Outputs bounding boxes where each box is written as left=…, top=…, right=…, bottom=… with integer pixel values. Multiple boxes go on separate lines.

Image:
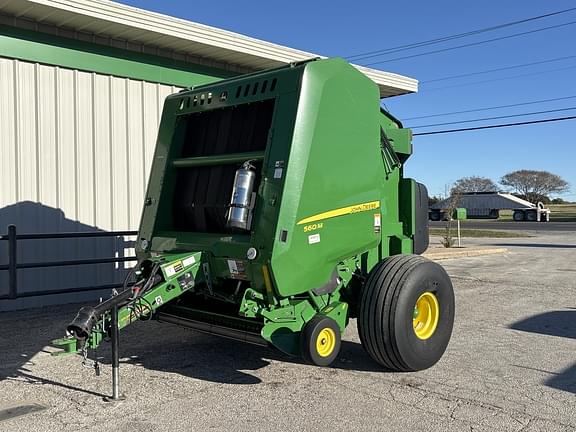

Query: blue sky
left=118, top=0, right=575, bottom=200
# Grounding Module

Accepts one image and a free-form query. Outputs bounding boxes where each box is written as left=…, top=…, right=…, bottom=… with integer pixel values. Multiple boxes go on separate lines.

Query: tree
left=500, top=170, right=569, bottom=203
left=439, top=188, right=463, bottom=248
left=451, top=176, right=498, bottom=194
left=551, top=197, right=566, bottom=204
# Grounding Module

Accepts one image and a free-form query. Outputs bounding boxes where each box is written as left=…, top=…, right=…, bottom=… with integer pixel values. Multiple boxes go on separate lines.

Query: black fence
left=0, top=225, right=138, bottom=300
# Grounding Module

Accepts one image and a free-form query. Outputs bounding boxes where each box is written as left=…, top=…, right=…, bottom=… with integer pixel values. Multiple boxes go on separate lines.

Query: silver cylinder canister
left=227, top=161, right=256, bottom=230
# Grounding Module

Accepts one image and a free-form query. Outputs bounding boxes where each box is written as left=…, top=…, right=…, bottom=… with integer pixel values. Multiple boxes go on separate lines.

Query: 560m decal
left=297, top=201, right=380, bottom=225
left=303, top=222, right=323, bottom=232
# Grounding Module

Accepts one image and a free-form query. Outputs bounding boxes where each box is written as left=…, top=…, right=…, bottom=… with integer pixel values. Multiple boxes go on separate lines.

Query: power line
left=421, top=55, right=576, bottom=83
left=419, top=64, right=576, bottom=92
left=363, top=20, right=576, bottom=66
left=412, top=116, right=576, bottom=136
left=409, top=107, right=576, bottom=129
left=403, top=95, right=576, bottom=120
left=345, top=7, right=576, bottom=61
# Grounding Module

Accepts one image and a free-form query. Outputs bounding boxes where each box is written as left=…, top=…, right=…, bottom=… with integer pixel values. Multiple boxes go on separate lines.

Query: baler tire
left=358, top=255, right=454, bottom=372
left=300, top=315, right=341, bottom=367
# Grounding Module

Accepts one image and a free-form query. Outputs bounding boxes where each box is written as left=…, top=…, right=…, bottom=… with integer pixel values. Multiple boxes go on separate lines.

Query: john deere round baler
left=55, top=58, right=454, bottom=393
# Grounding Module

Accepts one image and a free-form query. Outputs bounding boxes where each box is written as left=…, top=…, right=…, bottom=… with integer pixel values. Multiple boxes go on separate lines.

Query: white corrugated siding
left=0, top=57, right=180, bottom=302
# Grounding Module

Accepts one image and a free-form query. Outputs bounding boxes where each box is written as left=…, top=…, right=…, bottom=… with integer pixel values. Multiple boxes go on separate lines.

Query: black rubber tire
left=300, top=315, right=341, bottom=367
left=358, top=255, right=454, bottom=372
left=513, top=211, right=525, bottom=221
left=429, top=211, right=441, bottom=222
left=525, top=210, right=537, bottom=222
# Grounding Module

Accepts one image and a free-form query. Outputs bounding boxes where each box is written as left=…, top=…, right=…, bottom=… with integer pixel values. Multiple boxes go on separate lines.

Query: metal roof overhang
left=0, top=0, right=418, bottom=97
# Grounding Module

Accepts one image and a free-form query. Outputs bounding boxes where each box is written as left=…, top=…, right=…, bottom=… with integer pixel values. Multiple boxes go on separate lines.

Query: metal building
left=0, top=0, right=418, bottom=310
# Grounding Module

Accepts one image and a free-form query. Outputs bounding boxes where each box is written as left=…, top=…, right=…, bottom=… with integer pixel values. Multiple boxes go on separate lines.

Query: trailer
left=429, top=192, right=550, bottom=222
left=52, top=58, right=455, bottom=398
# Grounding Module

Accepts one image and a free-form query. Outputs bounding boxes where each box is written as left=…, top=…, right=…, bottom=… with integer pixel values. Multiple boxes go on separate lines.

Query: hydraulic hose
left=66, top=259, right=164, bottom=340
left=66, top=288, right=134, bottom=340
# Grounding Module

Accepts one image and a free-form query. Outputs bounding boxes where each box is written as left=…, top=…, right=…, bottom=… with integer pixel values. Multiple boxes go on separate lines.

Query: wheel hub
left=413, top=292, right=440, bottom=340
left=316, top=328, right=336, bottom=357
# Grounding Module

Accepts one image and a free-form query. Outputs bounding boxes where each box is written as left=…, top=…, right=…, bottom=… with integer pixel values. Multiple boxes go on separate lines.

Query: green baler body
left=127, top=58, right=424, bottom=355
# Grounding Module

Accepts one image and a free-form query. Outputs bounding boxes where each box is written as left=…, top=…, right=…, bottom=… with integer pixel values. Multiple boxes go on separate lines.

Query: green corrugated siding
left=0, top=24, right=237, bottom=86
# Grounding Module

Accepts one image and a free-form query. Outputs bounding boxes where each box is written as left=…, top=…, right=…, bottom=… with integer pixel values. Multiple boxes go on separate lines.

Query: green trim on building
left=0, top=24, right=237, bottom=86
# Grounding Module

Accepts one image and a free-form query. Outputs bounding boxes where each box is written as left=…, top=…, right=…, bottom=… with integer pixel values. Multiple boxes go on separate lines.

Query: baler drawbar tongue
left=52, top=252, right=203, bottom=400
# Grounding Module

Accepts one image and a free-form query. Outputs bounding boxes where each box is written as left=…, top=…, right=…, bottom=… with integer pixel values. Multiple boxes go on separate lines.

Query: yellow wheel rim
left=413, top=292, right=440, bottom=340
left=316, top=328, right=336, bottom=357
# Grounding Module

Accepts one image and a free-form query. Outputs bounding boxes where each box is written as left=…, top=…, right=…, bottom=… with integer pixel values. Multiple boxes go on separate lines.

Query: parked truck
left=429, top=192, right=550, bottom=222
left=53, top=58, right=454, bottom=396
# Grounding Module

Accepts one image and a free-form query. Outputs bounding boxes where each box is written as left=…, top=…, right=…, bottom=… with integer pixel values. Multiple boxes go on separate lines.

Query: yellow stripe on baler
left=296, top=200, right=380, bottom=225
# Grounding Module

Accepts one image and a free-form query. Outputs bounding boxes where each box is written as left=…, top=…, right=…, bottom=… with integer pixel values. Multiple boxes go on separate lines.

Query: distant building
left=429, top=192, right=549, bottom=221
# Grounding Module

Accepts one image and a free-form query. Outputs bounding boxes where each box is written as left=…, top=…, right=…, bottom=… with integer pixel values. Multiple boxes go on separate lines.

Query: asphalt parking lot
left=1, top=231, right=576, bottom=432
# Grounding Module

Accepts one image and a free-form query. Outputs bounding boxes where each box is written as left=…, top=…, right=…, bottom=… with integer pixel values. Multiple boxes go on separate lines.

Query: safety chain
left=81, top=345, right=101, bottom=376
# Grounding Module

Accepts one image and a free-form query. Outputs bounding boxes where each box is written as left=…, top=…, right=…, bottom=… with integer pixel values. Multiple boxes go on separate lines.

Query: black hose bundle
left=66, top=288, right=134, bottom=340
left=67, top=261, right=144, bottom=340
left=66, top=261, right=163, bottom=340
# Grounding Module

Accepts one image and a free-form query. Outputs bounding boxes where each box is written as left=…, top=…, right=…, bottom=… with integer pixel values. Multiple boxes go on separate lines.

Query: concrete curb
left=423, top=247, right=508, bottom=261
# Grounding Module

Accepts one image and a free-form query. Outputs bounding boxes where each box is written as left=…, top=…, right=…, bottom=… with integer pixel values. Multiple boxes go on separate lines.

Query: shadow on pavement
left=509, top=310, right=576, bottom=339
left=16, top=371, right=108, bottom=398
left=546, top=363, right=576, bottom=394
left=510, top=309, right=576, bottom=394
left=0, top=303, right=385, bottom=397
left=114, top=320, right=385, bottom=384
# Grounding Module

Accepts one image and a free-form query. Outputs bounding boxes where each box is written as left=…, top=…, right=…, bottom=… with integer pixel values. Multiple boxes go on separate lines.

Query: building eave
left=0, top=0, right=418, bottom=97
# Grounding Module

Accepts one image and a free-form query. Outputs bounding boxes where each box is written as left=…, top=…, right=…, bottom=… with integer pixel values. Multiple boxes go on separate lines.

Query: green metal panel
left=0, top=25, right=234, bottom=86
left=271, top=59, right=384, bottom=297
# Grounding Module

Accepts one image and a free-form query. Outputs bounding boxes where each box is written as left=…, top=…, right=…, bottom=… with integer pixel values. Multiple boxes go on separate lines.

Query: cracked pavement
left=1, top=231, right=575, bottom=431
